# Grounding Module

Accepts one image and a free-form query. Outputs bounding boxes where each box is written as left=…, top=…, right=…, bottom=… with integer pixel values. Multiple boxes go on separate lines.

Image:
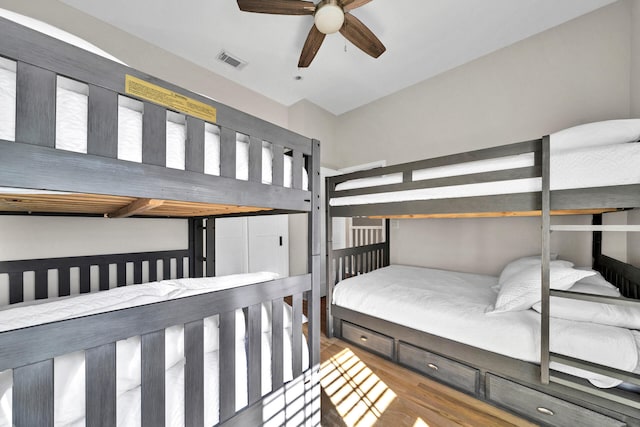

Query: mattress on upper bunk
left=332, top=264, right=640, bottom=388
left=330, top=120, right=640, bottom=206
left=0, top=272, right=309, bottom=427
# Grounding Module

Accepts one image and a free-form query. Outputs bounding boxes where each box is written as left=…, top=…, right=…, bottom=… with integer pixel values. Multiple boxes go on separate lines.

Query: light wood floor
left=317, top=303, right=537, bottom=426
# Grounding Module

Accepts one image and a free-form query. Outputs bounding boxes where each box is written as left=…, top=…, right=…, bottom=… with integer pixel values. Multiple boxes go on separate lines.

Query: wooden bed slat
left=16, top=62, right=56, bottom=148
left=79, top=264, right=91, bottom=294
left=86, top=343, right=117, bottom=427
left=247, top=303, right=262, bottom=405
left=13, top=359, right=54, bottom=427
left=368, top=208, right=618, bottom=219
left=141, top=330, right=166, bottom=427
left=88, top=85, right=118, bottom=158
left=248, top=136, right=262, bottom=183
left=35, top=269, right=47, bottom=300
left=108, top=198, right=165, bottom=218
left=117, top=262, right=126, bottom=287
left=185, top=116, right=205, bottom=174
left=142, top=102, right=167, bottom=167
left=292, top=293, right=303, bottom=378
left=219, top=310, right=237, bottom=422
left=133, top=261, right=143, bottom=284
left=272, top=297, right=284, bottom=390
left=176, top=257, right=184, bottom=279
left=272, top=145, right=284, bottom=187
left=163, top=258, right=171, bottom=280
left=8, top=272, right=23, bottom=304
left=293, top=151, right=303, bottom=190
left=184, top=319, right=205, bottom=427
left=149, top=259, right=157, bottom=282
left=98, top=264, right=109, bottom=291
left=220, top=127, right=237, bottom=179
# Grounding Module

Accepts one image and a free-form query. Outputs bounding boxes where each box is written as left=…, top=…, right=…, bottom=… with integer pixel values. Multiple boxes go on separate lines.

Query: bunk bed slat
left=272, top=297, right=285, bottom=390
left=272, top=145, right=284, bottom=187
left=184, top=319, right=205, bottom=427
left=206, top=219, right=216, bottom=277
left=247, top=303, right=262, bottom=405
left=292, top=292, right=303, bottom=378
left=15, top=62, right=56, bottom=147
left=98, top=264, right=109, bottom=291
left=220, top=127, right=237, bottom=178
left=34, top=269, right=47, bottom=299
left=293, top=151, right=303, bottom=190
left=87, top=85, right=118, bottom=158
left=85, top=342, right=117, bottom=427
left=14, top=360, right=54, bottom=426
left=141, top=329, right=166, bottom=427
left=142, top=102, right=167, bottom=167
left=185, top=116, right=205, bottom=173
left=79, top=264, right=90, bottom=294
left=176, top=257, right=184, bottom=279
left=163, top=257, right=170, bottom=280
left=219, top=310, right=237, bottom=422
left=248, top=136, right=262, bottom=183
left=117, top=262, right=126, bottom=286
left=8, top=271, right=23, bottom=304
left=134, top=261, right=143, bottom=284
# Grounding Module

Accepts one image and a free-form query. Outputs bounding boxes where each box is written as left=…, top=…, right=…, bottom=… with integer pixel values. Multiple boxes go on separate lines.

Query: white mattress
left=333, top=265, right=640, bottom=388
left=0, top=272, right=309, bottom=427
left=331, top=142, right=640, bottom=206
left=0, top=53, right=308, bottom=191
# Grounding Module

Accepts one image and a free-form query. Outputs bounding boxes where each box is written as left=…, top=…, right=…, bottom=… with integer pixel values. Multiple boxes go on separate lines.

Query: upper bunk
left=327, top=120, right=640, bottom=219
left=0, top=15, right=318, bottom=218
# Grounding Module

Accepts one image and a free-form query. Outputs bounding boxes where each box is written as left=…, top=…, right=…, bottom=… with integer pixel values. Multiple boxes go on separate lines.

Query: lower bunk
left=329, top=251, right=640, bottom=426
left=0, top=250, right=316, bottom=427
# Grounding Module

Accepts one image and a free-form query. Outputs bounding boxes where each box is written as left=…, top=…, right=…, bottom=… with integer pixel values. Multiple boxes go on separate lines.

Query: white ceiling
left=60, top=0, right=616, bottom=115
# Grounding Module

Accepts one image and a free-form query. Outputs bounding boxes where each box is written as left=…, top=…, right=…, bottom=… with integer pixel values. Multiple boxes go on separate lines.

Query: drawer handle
left=427, top=363, right=439, bottom=371
left=360, top=336, right=368, bottom=342
left=536, top=407, right=554, bottom=416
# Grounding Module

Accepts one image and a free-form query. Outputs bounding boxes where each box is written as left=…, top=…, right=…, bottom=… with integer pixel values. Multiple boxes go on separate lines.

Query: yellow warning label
left=125, top=74, right=217, bottom=123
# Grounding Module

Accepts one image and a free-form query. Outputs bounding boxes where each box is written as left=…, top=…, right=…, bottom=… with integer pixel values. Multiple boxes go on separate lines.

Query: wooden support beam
left=369, top=208, right=618, bottom=219
left=108, top=198, right=165, bottom=218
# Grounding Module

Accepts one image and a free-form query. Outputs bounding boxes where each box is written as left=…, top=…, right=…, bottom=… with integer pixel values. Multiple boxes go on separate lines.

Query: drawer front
left=486, top=374, right=626, bottom=427
left=398, top=342, right=479, bottom=394
left=341, top=322, right=394, bottom=358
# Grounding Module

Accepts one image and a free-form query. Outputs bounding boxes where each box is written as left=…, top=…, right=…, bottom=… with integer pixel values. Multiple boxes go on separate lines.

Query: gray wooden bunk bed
left=326, top=134, right=640, bottom=426
left=0, top=16, right=321, bottom=427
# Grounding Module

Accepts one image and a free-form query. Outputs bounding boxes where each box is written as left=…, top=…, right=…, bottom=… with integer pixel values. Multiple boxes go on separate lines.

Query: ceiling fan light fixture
left=314, top=1, right=344, bottom=34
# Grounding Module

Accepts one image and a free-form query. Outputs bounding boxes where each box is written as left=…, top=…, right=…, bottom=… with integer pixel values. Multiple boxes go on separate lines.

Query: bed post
left=205, top=217, right=216, bottom=277
left=307, top=139, right=321, bottom=423
left=384, top=219, right=391, bottom=267
left=540, top=135, right=551, bottom=385
left=326, top=175, right=335, bottom=338
left=188, top=218, right=204, bottom=278
left=592, top=213, right=603, bottom=272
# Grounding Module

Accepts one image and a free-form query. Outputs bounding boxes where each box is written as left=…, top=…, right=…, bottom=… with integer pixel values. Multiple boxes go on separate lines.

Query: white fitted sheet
left=0, top=272, right=309, bottom=427
left=333, top=265, right=640, bottom=388
left=331, top=143, right=640, bottom=206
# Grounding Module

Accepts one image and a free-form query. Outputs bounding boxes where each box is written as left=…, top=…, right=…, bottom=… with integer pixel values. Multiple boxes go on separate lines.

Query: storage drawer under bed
left=398, top=341, right=479, bottom=394
left=341, top=322, right=394, bottom=358
left=486, top=374, right=626, bottom=427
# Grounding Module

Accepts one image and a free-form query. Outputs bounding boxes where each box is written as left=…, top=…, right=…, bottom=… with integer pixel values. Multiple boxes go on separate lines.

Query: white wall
left=0, top=216, right=187, bottom=261
left=331, top=1, right=632, bottom=274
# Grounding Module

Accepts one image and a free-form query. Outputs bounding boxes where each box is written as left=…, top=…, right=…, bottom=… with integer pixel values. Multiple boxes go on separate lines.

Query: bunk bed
left=326, top=120, right=640, bottom=427
left=0, top=14, right=321, bottom=427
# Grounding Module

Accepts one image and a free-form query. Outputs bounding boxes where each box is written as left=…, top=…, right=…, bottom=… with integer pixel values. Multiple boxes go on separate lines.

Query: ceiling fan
left=236, top=0, right=386, bottom=67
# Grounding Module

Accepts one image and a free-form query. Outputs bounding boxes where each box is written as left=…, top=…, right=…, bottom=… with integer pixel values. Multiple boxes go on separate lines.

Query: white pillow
left=574, top=269, right=617, bottom=289
left=531, top=285, right=640, bottom=329
left=498, top=255, right=565, bottom=286
left=489, top=265, right=595, bottom=314
left=550, top=119, right=640, bottom=153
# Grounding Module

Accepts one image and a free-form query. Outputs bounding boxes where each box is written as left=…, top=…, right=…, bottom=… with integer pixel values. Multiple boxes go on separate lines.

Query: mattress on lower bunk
left=0, top=272, right=309, bottom=427
left=332, top=265, right=640, bottom=388
left=330, top=120, right=640, bottom=206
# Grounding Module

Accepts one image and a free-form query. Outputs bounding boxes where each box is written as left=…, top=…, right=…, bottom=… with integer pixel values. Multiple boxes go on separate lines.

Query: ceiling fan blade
left=341, top=0, right=372, bottom=12
left=298, top=25, right=326, bottom=68
left=237, top=0, right=315, bottom=15
left=340, top=13, right=385, bottom=58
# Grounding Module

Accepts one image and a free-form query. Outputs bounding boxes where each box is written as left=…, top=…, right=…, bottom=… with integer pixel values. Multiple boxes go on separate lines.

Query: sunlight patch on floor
left=320, top=348, right=397, bottom=427
left=413, top=417, right=430, bottom=427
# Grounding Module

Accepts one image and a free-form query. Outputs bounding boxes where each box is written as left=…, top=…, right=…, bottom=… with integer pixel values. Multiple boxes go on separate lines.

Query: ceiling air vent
left=217, top=50, right=247, bottom=70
